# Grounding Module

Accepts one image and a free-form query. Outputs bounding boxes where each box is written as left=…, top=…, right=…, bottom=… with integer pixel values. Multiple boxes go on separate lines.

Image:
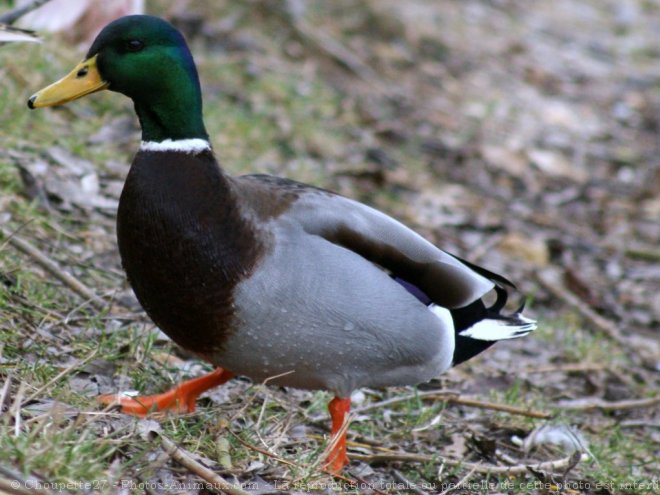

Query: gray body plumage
left=210, top=186, right=495, bottom=398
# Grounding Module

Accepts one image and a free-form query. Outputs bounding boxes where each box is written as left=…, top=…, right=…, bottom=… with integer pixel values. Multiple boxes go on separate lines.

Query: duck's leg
left=324, top=396, right=351, bottom=473
left=99, top=367, right=233, bottom=416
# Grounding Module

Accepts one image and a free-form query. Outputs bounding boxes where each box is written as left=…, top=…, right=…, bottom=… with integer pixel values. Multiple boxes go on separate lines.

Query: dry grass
left=1, top=1, right=658, bottom=493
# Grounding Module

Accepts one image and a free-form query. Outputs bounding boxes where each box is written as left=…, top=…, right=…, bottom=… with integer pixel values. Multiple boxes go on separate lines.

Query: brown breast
left=116, top=149, right=263, bottom=353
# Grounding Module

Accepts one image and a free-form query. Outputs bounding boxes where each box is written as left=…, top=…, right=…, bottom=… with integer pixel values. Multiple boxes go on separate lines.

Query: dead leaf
left=528, top=148, right=587, bottom=182
left=497, top=232, right=549, bottom=267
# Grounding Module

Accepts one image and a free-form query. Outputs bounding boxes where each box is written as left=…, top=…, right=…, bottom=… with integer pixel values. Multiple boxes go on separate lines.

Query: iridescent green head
left=29, top=15, right=208, bottom=142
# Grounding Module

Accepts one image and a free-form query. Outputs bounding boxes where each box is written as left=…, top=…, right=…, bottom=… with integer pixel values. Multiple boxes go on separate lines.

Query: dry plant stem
left=438, top=466, right=477, bottom=495
left=228, top=429, right=302, bottom=469
left=0, top=374, right=12, bottom=412
left=22, top=348, right=98, bottom=405
left=0, top=464, right=60, bottom=495
left=10, top=382, right=27, bottom=436
left=0, top=478, right=32, bottom=495
left=445, top=396, right=551, bottom=419
left=0, top=0, right=53, bottom=24
left=0, top=477, right=55, bottom=495
left=495, top=450, right=521, bottom=466
left=619, top=420, right=660, bottom=428
left=625, top=247, right=660, bottom=262
left=154, top=432, right=250, bottom=495
left=351, top=451, right=588, bottom=475
left=352, top=390, right=552, bottom=419
left=392, top=469, right=430, bottom=495
left=536, top=269, right=626, bottom=345
left=1, top=227, right=106, bottom=310
left=227, top=429, right=360, bottom=486
left=523, top=363, right=607, bottom=374
left=556, top=395, right=660, bottom=411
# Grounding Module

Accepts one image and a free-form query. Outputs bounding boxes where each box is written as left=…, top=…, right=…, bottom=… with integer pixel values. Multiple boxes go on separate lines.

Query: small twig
left=227, top=429, right=360, bottom=487
left=10, top=382, right=27, bottom=436
left=1, top=226, right=106, bottom=311
left=445, top=396, right=552, bottom=419
left=392, top=469, right=429, bottom=495
left=625, top=247, right=660, bottom=262
left=319, top=409, right=353, bottom=472
left=562, top=450, right=585, bottom=479
left=556, top=396, right=660, bottom=412
left=352, top=390, right=552, bottom=419
left=536, top=268, right=658, bottom=369
left=234, top=428, right=386, bottom=495
left=495, top=449, right=521, bottom=466
left=0, top=469, right=58, bottom=495
left=0, top=465, right=60, bottom=495
left=619, top=420, right=660, bottom=428
left=0, top=374, right=12, bottom=412
left=0, top=477, right=32, bottom=495
left=154, top=432, right=250, bottom=495
left=0, top=0, right=53, bottom=25
left=228, top=428, right=302, bottom=469
left=536, top=269, right=627, bottom=344
left=351, top=451, right=589, bottom=475
left=253, top=393, right=276, bottom=454
left=348, top=389, right=456, bottom=416
left=523, top=363, right=607, bottom=374
left=438, top=466, right=477, bottom=495
left=22, top=348, right=98, bottom=405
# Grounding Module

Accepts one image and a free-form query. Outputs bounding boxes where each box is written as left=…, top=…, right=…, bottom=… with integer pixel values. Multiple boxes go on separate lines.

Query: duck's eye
left=126, top=40, right=144, bottom=52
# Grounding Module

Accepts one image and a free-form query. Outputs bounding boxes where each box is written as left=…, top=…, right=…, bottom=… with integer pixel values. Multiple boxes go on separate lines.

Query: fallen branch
left=154, top=432, right=250, bottom=495
left=352, top=390, right=552, bottom=419
left=523, top=363, right=607, bottom=374
left=350, top=451, right=589, bottom=475
left=556, top=396, right=660, bottom=412
left=1, top=226, right=106, bottom=311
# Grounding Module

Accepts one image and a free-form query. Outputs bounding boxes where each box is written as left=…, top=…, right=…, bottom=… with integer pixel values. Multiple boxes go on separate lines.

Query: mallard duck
left=28, top=15, right=536, bottom=472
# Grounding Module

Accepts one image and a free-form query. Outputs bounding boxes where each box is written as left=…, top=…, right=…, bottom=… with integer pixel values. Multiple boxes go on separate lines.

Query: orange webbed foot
left=99, top=367, right=233, bottom=416
left=324, top=396, right=351, bottom=474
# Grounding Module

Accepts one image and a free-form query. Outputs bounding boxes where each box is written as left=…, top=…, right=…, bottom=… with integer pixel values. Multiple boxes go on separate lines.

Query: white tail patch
left=429, top=304, right=455, bottom=332
left=459, top=314, right=537, bottom=341
left=140, top=138, right=211, bottom=154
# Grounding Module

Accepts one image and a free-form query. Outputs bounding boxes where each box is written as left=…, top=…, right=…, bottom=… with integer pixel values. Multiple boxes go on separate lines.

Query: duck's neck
left=135, top=99, right=208, bottom=143
left=132, top=60, right=208, bottom=143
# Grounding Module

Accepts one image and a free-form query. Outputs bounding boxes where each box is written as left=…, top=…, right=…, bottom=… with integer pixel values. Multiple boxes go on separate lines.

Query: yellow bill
left=28, top=54, right=109, bottom=109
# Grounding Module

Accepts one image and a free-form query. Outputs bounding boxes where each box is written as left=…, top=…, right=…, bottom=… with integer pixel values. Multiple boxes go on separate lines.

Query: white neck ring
left=140, top=138, right=211, bottom=154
